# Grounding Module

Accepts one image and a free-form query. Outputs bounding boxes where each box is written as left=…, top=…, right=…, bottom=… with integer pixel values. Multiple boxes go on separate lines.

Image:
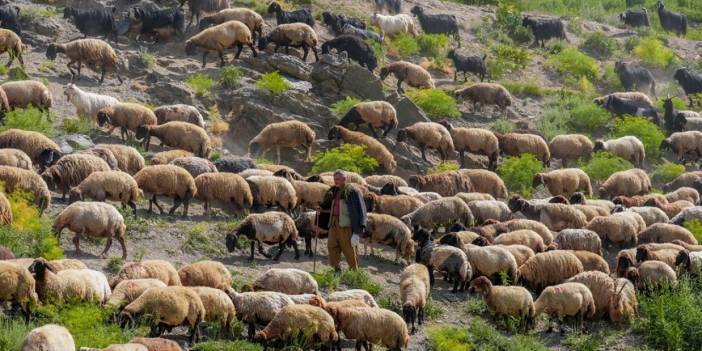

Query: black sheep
left=63, top=6, right=117, bottom=41
left=618, top=8, right=650, bottom=28
left=322, top=11, right=366, bottom=34
left=374, top=0, right=402, bottom=14
left=0, top=5, right=21, bottom=35
left=213, top=156, right=257, bottom=173
left=605, top=95, right=660, bottom=125
left=656, top=1, right=687, bottom=37
left=674, top=68, right=702, bottom=108
left=410, top=6, right=460, bottom=46
left=614, top=61, right=656, bottom=97
left=321, top=34, right=377, bottom=71
left=267, top=2, right=314, bottom=27
left=447, top=50, right=486, bottom=82
left=340, top=23, right=383, bottom=43
left=521, top=16, right=568, bottom=47
left=127, top=6, right=185, bottom=42
left=380, top=182, right=401, bottom=195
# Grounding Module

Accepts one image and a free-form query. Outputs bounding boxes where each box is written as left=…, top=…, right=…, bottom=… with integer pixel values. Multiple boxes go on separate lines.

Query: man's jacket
left=320, top=184, right=367, bottom=234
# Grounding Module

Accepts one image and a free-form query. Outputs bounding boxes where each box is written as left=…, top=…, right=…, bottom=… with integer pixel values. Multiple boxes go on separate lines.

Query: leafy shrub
left=311, top=144, right=378, bottom=175
left=429, top=161, right=460, bottom=174
left=0, top=106, right=54, bottom=136
left=611, top=116, right=665, bottom=159
left=331, top=96, right=364, bottom=118
left=578, top=151, right=633, bottom=182
left=581, top=31, right=617, bottom=58
left=655, top=96, right=687, bottom=111
left=417, top=33, right=450, bottom=58
left=633, top=37, right=680, bottom=69
left=186, top=73, right=215, bottom=97
left=537, top=96, right=610, bottom=140
left=494, top=3, right=533, bottom=44
left=603, top=64, right=623, bottom=90
left=567, top=100, right=611, bottom=134
left=651, top=163, right=685, bottom=185
left=545, top=47, right=599, bottom=85
left=428, top=320, right=547, bottom=351
left=62, top=115, right=95, bottom=137
left=256, top=71, right=290, bottom=94
left=684, top=219, right=702, bottom=242
left=0, top=190, right=63, bottom=260
left=497, top=154, right=544, bottom=197
left=388, top=33, right=420, bottom=58
left=536, top=108, right=570, bottom=141
left=219, top=65, right=243, bottom=88
left=487, top=44, right=531, bottom=79
left=7, top=67, right=29, bottom=81
left=492, top=119, right=515, bottom=133
left=406, top=89, right=460, bottom=119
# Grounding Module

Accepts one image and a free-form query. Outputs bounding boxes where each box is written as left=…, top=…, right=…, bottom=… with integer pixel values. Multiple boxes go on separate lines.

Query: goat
left=614, top=61, right=656, bottom=97
left=656, top=1, right=687, bottom=37
left=447, top=50, right=486, bottom=82
left=521, top=16, right=567, bottom=47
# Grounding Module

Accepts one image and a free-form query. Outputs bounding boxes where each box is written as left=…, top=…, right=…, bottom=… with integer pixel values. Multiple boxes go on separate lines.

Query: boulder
left=266, top=53, right=312, bottom=80
left=54, top=134, right=94, bottom=154
left=310, top=54, right=384, bottom=100
left=386, top=91, right=431, bottom=128
left=146, top=80, right=194, bottom=105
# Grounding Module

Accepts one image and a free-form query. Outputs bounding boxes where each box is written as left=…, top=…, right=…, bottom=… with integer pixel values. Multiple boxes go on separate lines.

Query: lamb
left=69, top=171, right=141, bottom=216
left=584, top=212, right=641, bottom=246
left=400, top=263, right=430, bottom=334
left=493, top=229, right=546, bottom=253
left=401, top=196, right=474, bottom=230
left=178, top=260, right=232, bottom=291
left=325, top=306, right=408, bottom=351
left=63, top=84, right=119, bottom=122
left=614, top=61, right=656, bottom=96
left=594, top=92, right=655, bottom=109
left=199, top=8, right=264, bottom=40
left=533, top=168, right=592, bottom=197
left=153, top=104, right=205, bottom=129
left=565, top=271, right=616, bottom=316
left=457, top=169, right=508, bottom=199
left=110, top=260, right=181, bottom=288
left=322, top=34, right=378, bottom=72
left=370, top=13, right=418, bottom=38
left=97, top=144, right=145, bottom=175
left=53, top=201, right=126, bottom=259
left=107, top=279, right=167, bottom=307
left=194, top=172, right=252, bottom=215
left=246, top=175, right=297, bottom=213
left=328, top=125, right=396, bottom=173
left=0, top=261, right=37, bottom=321
left=136, top=121, right=211, bottom=158
left=364, top=213, right=414, bottom=264
left=0, top=166, right=51, bottom=214
left=469, top=276, right=534, bottom=330
left=410, top=6, right=459, bottom=44
left=29, top=258, right=111, bottom=304
left=598, top=168, right=651, bottom=198
left=665, top=187, right=699, bottom=205
left=396, top=122, right=453, bottom=162
left=97, top=103, right=157, bottom=141
left=455, top=83, right=513, bottom=112
left=227, top=290, right=294, bottom=339
left=549, top=134, right=594, bottom=167
left=365, top=175, right=407, bottom=188
left=267, top=2, right=314, bottom=27
left=0, top=148, right=31, bottom=169
left=656, top=1, right=687, bottom=37
left=463, top=243, right=519, bottom=283
left=508, top=196, right=587, bottom=231
left=21, top=325, right=75, bottom=351
left=46, top=39, right=126, bottom=84
left=533, top=282, right=595, bottom=332
left=468, top=200, right=511, bottom=224
left=440, top=122, right=499, bottom=169
left=185, top=20, right=256, bottom=67
left=226, top=212, right=300, bottom=261
left=338, top=101, right=397, bottom=138
left=189, top=286, right=236, bottom=336
left=133, top=165, right=197, bottom=217
left=119, top=286, right=204, bottom=343
left=0, top=28, right=23, bottom=68
left=408, top=171, right=472, bottom=197
left=626, top=260, right=677, bottom=290
left=660, top=131, right=702, bottom=164
left=180, top=0, right=229, bottom=28
left=257, top=23, right=319, bottom=62
left=553, top=229, right=603, bottom=255
left=643, top=198, right=694, bottom=218
left=42, top=153, right=112, bottom=200
left=1, top=80, right=52, bottom=111
left=249, top=120, right=315, bottom=163
left=517, top=250, right=584, bottom=290
left=255, top=304, right=337, bottom=350
left=379, top=61, right=434, bottom=93
left=494, top=132, right=550, bottom=165
left=637, top=222, right=697, bottom=245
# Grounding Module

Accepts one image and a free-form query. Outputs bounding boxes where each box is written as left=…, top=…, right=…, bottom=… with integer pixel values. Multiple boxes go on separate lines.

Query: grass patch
left=406, top=89, right=460, bottom=119
left=492, top=119, right=516, bottom=134
left=311, top=144, right=378, bottom=175
left=186, top=73, right=215, bottom=97
left=536, top=96, right=610, bottom=139
left=256, top=71, right=290, bottom=94
left=545, top=47, right=599, bottom=87
left=37, top=61, right=56, bottom=73
left=494, top=2, right=533, bottom=44
left=105, top=256, right=123, bottom=274
left=368, top=39, right=385, bottom=68
left=207, top=106, right=229, bottom=135
left=0, top=65, right=7, bottom=76
left=312, top=269, right=382, bottom=295
left=428, top=319, right=547, bottom=351
left=429, top=161, right=460, bottom=174
left=496, top=153, right=545, bottom=197
left=136, top=49, right=156, bottom=69
left=330, top=96, right=365, bottom=118
left=487, top=44, right=531, bottom=79
left=580, top=31, right=617, bottom=58
left=62, top=115, right=95, bottom=137
left=388, top=33, right=420, bottom=58
left=610, top=116, right=665, bottom=159
left=417, top=33, right=450, bottom=59
left=181, top=222, right=226, bottom=257
left=0, top=190, right=62, bottom=260
left=21, top=6, right=59, bottom=18
left=0, top=106, right=54, bottom=136
left=219, top=65, right=244, bottom=88
left=633, top=36, right=680, bottom=69
left=500, top=81, right=552, bottom=98
left=651, top=163, right=685, bottom=186
left=193, top=340, right=263, bottom=351
left=578, top=151, right=633, bottom=182
left=683, top=219, right=702, bottom=242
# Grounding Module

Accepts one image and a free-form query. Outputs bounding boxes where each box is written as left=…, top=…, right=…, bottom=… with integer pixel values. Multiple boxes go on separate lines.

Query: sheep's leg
left=128, top=201, right=137, bottom=217
left=201, top=51, right=209, bottom=68
left=249, top=240, right=255, bottom=261
left=276, top=145, right=281, bottom=164
left=459, top=150, right=465, bottom=168
left=302, top=45, right=309, bottom=61
left=117, top=235, right=127, bottom=259
left=273, top=241, right=285, bottom=261
left=452, top=273, right=460, bottom=293
left=182, top=195, right=191, bottom=217
left=66, top=60, right=77, bottom=79
left=76, top=62, right=82, bottom=80
left=419, top=306, right=424, bottom=325
left=257, top=241, right=271, bottom=258
left=234, top=44, right=244, bottom=59
left=420, top=145, right=427, bottom=162
left=169, top=196, right=182, bottom=215
left=396, top=80, right=404, bottom=94
left=453, top=70, right=457, bottom=81
left=289, top=237, right=300, bottom=260
left=428, top=266, right=435, bottom=287
left=285, top=45, right=290, bottom=55
left=248, top=43, right=258, bottom=57
left=203, top=201, right=209, bottom=215
left=99, top=67, right=106, bottom=85
left=273, top=43, right=280, bottom=53
left=312, top=47, right=319, bottom=62
left=464, top=72, right=468, bottom=82
left=218, top=50, right=226, bottom=66
left=73, top=234, right=82, bottom=255
left=100, top=238, right=113, bottom=258
left=152, top=195, right=165, bottom=214
left=368, top=123, right=379, bottom=138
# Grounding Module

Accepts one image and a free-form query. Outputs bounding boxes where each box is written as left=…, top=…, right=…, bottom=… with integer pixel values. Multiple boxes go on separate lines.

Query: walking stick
left=313, top=209, right=320, bottom=273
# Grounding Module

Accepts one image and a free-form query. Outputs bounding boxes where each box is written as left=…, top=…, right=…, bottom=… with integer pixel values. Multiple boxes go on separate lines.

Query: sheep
left=365, top=175, right=407, bottom=188
left=119, top=286, right=204, bottom=343
left=626, top=260, right=677, bottom=290
left=193, top=172, right=252, bottom=215
left=258, top=23, right=319, bottom=62
left=279, top=177, right=328, bottom=210
left=571, top=204, right=610, bottom=221
left=534, top=282, right=595, bottom=332
left=363, top=193, right=422, bottom=219
left=463, top=243, right=519, bottom=283
left=0, top=166, right=50, bottom=213
left=660, top=131, right=702, bottom=164
left=593, top=136, right=645, bottom=167
left=665, top=187, right=699, bottom=205
left=267, top=2, right=314, bottom=26
left=518, top=251, right=584, bottom=291
left=64, top=84, right=119, bottom=123
left=408, top=171, right=472, bottom=197
left=664, top=171, right=702, bottom=192
left=402, top=196, right=474, bottom=230
left=521, top=16, right=568, bottom=47
left=439, top=122, right=498, bottom=169
left=133, top=165, right=197, bottom=217
left=326, top=289, right=378, bottom=308
left=493, top=229, right=546, bottom=253
left=322, top=34, right=377, bottom=72
left=508, top=197, right=586, bottom=232
left=151, top=150, right=194, bottom=166
left=662, top=96, right=702, bottom=133
left=594, top=92, right=655, bottom=109
left=250, top=268, right=316, bottom=296
left=249, top=120, right=315, bottom=163
left=674, top=68, right=702, bottom=108
left=674, top=249, right=702, bottom=273
left=494, top=132, right=550, bottom=165
left=169, top=157, right=216, bottom=178
left=29, top=258, right=111, bottom=304
left=566, top=250, right=610, bottom=274
left=97, top=103, right=157, bottom=142
left=396, top=122, right=453, bottom=162
left=128, top=338, right=183, bottom=351
left=46, top=39, right=126, bottom=84
left=598, top=168, right=651, bottom=199
left=638, top=222, right=697, bottom=245
left=98, top=144, right=145, bottom=175
left=1, top=81, right=52, bottom=111
left=325, top=306, right=409, bottom=351
left=308, top=294, right=369, bottom=311
left=472, top=218, right=554, bottom=244
left=549, top=134, right=594, bottom=167
left=455, top=82, right=513, bottom=112
left=553, top=229, right=603, bottom=255
left=379, top=61, right=434, bottom=94
left=612, top=194, right=667, bottom=208
left=107, top=279, right=168, bottom=307
left=656, top=1, right=687, bottom=36
left=400, top=263, right=430, bottom=334
left=178, top=260, right=232, bottom=291
left=69, top=170, right=141, bottom=215
left=410, top=5, right=459, bottom=43
left=180, top=0, right=229, bottom=28
left=0, top=261, right=37, bottom=321
left=614, top=61, right=656, bottom=96
left=419, top=241, right=472, bottom=293
left=613, top=206, right=669, bottom=226
left=53, top=201, right=126, bottom=259
left=338, top=101, right=397, bottom=138
left=199, top=8, right=264, bottom=40
left=245, top=175, right=297, bottom=213
left=619, top=8, right=650, bottom=27
left=533, top=168, right=592, bottom=197
left=455, top=192, right=496, bottom=206
left=125, top=6, right=185, bottom=42
left=644, top=198, right=694, bottom=218
left=328, top=125, right=396, bottom=173
left=81, top=145, right=120, bottom=170
left=467, top=200, right=511, bottom=224
left=636, top=244, right=681, bottom=270
left=469, top=276, right=534, bottom=330
left=255, top=304, right=336, bottom=349
left=63, top=6, right=117, bottom=40
left=370, top=13, right=418, bottom=38
left=136, top=122, right=211, bottom=159
left=0, top=148, right=31, bottom=170
left=447, top=50, right=485, bottom=82
left=585, top=213, right=641, bottom=247
left=363, top=213, right=414, bottom=264
left=110, top=260, right=181, bottom=288
left=0, top=5, right=21, bottom=35
left=669, top=206, right=702, bottom=225
left=322, top=11, right=366, bottom=34
left=340, top=23, right=384, bottom=43
left=21, top=325, right=75, bottom=351
left=188, top=286, right=236, bottom=336
left=0, top=28, right=22, bottom=68
left=42, top=153, right=111, bottom=200
left=226, top=211, right=299, bottom=261
left=565, top=271, right=616, bottom=318
left=457, top=169, right=508, bottom=199
left=227, top=290, right=294, bottom=339
left=185, top=20, right=256, bottom=67
left=154, top=104, right=205, bottom=128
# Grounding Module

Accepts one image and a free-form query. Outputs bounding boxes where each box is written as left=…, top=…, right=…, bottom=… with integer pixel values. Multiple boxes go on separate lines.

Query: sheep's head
left=45, top=44, right=59, bottom=60
left=257, top=36, right=270, bottom=51
left=672, top=113, right=687, bottom=132
left=118, top=311, right=135, bottom=329
left=380, top=182, right=400, bottom=195
left=449, top=223, right=467, bottom=232
left=597, top=186, right=609, bottom=199
left=62, top=7, right=74, bottom=19
left=68, top=187, right=83, bottom=203
left=198, top=17, right=216, bottom=31
left=37, top=148, right=59, bottom=169
left=616, top=253, right=634, bottom=276
left=185, top=40, right=198, bottom=56
left=673, top=68, right=688, bottom=82
left=614, top=60, right=624, bottom=72
left=624, top=267, right=640, bottom=285
left=471, top=236, right=490, bottom=247
left=521, top=16, right=532, bottom=27
left=592, top=140, right=606, bottom=152
left=379, top=67, right=391, bottom=81
left=402, top=302, right=416, bottom=324
left=96, top=110, right=111, bottom=127
left=548, top=195, right=569, bottom=204
left=327, top=126, right=341, bottom=140
left=321, top=12, right=334, bottom=25
left=532, top=173, right=544, bottom=188
left=273, top=169, right=294, bottom=181
left=411, top=227, right=431, bottom=243
left=438, top=119, right=453, bottom=131
left=438, top=233, right=460, bottom=247
left=410, top=5, right=423, bottom=16
left=569, top=192, right=585, bottom=205
left=63, top=84, right=77, bottom=101
left=660, top=138, right=673, bottom=152
left=507, top=195, right=526, bottom=213
left=642, top=198, right=658, bottom=208
left=267, top=2, right=281, bottom=14
left=675, top=249, right=691, bottom=270
left=134, top=125, right=151, bottom=140
left=636, top=245, right=652, bottom=262
left=469, top=276, right=492, bottom=297
left=28, top=258, right=54, bottom=277
left=41, top=167, right=60, bottom=190
left=655, top=0, right=664, bottom=10
left=395, top=129, right=408, bottom=143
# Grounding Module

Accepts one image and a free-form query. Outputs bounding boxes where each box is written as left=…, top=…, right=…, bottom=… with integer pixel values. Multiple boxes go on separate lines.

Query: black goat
left=447, top=50, right=486, bottom=82
left=375, top=0, right=402, bottom=14
left=605, top=95, right=660, bottom=124
left=521, top=16, right=568, bottom=47
left=618, top=8, right=650, bottom=28
left=322, top=11, right=365, bottom=34
left=656, top=1, right=687, bottom=37
left=410, top=6, right=460, bottom=46
left=63, top=6, right=117, bottom=41
left=267, top=2, right=314, bottom=27
left=662, top=97, right=689, bottom=133
left=127, top=6, right=185, bottom=42
left=321, top=34, right=377, bottom=71
left=614, top=61, right=656, bottom=97
left=674, top=68, right=702, bottom=108
left=0, top=5, right=21, bottom=35
left=180, top=0, right=229, bottom=29
left=340, top=24, right=383, bottom=43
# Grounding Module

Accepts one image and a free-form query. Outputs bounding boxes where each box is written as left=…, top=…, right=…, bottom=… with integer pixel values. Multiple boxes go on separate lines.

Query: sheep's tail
left=585, top=298, right=596, bottom=319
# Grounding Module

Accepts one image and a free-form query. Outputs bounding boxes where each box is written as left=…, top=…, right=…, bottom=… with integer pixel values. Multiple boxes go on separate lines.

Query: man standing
left=319, top=170, right=367, bottom=271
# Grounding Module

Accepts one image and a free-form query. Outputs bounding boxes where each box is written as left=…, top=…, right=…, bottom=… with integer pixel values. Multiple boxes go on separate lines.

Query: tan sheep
left=638, top=222, right=697, bottom=245
left=259, top=23, right=319, bottom=61
left=598, top=168, right=651, bottom=198
left=469, top=276, right=534, bottom=330
left=154, top=104, right=205, bottom=128
left=636, top=244, right=680, bottom=270
left=133, top=165, right=197, bottom=217
left=0, top=129, right=60, bottom=169
left=663, top=171, right=702, bottom=192
left=594, top=92, right=654, bottom=109
left=457, top=169, right=508, bottom=199
left=467, top=200, right=511, bottom=224
left=327, top=125, right=396, bottom=173
left=42, top=153, right=111, bottom=200
left=97, top=103, right=157, bottom=141
left=364, top=193, right=423, bottom=218
left=473, top=218, right=554, bottom=245
left=255, top=304, right=337, bottom=349
left=495, top=244, right=535, bottom=267
left=69, top=170, right=142, bottom=216
left=0, top=86, right=8, bottom=115
left=136, top=121, right=211, bottom=158
left=614, top=206, right=668, bottom=226
left=0, top=28, right=23, bottom=68
left=508, top=197, right=587, bottom=232
left=252, top=268, right=317, bottom=294
left=553, top=229, right=603, bottom=255
left=612, top=194, right=668, bottom=207
left=609, top=278, right=638, bottom=322
left=408, top=171, right=472, bottom=197
left=518, top=250, right=584, bottom=290
left=533, top=168, right=592, bottom=197
left=249, top=120, right=316, bottom=163
left=110, top=260, right=182, bottom=288
left=178, top=260, right=232, bottom=291
left=439, top=122, right=500, bottom=169
left=397, top=122, right=454, bottom=163
left=194, top=172, right=252, bottom=215
left=463, top=243, right=519, bottom=283
left=1, top=80, right=52, bottom=110
left=400, top=263, right=430, bottom=334
left=189, top=286, right=237, bottom=336
left=245, top=175, right=297, bottom=213
left=566, top=271, right=616, bottom=316
left=495, top=132, right=550, bottom=165
left=324, top=306, right=408, bottom=351
left=364, top=213, right=415, bottom=264
left=593, top=136, right=645, bottom=166
left=401, top=196, right=474, bottom=230
left=53, top=201, right=126, bottom=259
left=97, top=144, right=146, bottom=175
left=626, top=260, right=677, bottom=290
left=454, top=82, right=512, bottom=111
left=566, top=250, right=610, bottom=274
left=185, top=20, right=256, bottom=67
left=379, top=61, right=434, bottom=93
left=106, top=279, right=167, bottom=307
left=0, top=260, right=37, bottom=321
left=643, top=198, right=695, bottom=218
left=573, top=204, right=610, bottom=221
left=128, top=338, right=183, bottom=351
left=0, top=148, right=31, bottom=169
left=0, top=192, right=12, bottom=225
left=585, top=212, right=642, bottom=246
left=534, top=282, right=596, bottom=332
left=493, top=229, right=545, bottom=253
left=200, top=8, right=264, bottom=39
left=365, top=174, right=408, bottom=188
left=81, top=146, right=119, bottom=171
left=286, top=178, right=330, bottom=210
left=661, top=131, right=702, bottom=163
left=338, top=100, right=399, bottom=138
left=46, top=39, right=126, bottom=84
left=227, top=290, right=295, bottom=339
left=665, top=187, right=699, bottom=205
left=548, top=134, right=594, bottom=167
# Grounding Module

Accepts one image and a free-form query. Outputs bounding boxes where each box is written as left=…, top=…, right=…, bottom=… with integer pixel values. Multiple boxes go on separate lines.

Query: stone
left=266, top=53, right=312, bottom=80
left=386, top=91, right=431, bottom=128
left=339, top=64, right=384, bottom=100
left=54, top=134, right=94, bottom=154
left=146, top=80, right=194, bottom=105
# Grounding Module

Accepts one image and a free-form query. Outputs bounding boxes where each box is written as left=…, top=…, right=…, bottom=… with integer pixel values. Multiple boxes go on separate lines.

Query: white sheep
left=29, top=258, right=111, bottom=304
left=21, top=324, right=75, bottom=351
left=64, top=83, right=119, bottom=121
left=534, top=282, right=596, bottom=332
left=594, top=136, right=645, bottom=166
left=370, top=13, right=419, bottom=37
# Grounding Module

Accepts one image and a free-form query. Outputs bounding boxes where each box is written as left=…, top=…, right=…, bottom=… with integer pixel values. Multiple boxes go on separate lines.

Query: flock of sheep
left=0, top=0, right=701, bottom=350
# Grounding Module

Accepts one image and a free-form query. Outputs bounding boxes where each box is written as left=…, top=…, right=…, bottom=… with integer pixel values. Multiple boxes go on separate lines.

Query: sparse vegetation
left=610, top=116, right=666, bottom=159
left=487, top=44, right=531, bottom=79
left=136, top=49, right=156, bottom=69
left=219, top=65, right=244, bottom=88
left=0, top=190, right=62, bottom=260
left=186, top=73, right=215, bottom=97
left=406, top=89, right=461, bottom=119
left=545, top=47, right=600, bottom=87
left=497, top=153, right=545, bottom=197
left=428, top=319, right=547, bottom=351
left=207, top=106, right=230, bottom=134
left=417, top=33, right=450, bottom=59
left=311, top=144, right=379, bottom=175
left=62, top=115, right=95, bottom=137
left=256, top=71, right=290, bottom=94
left=0, top=106, right=54, bottom=136
left=683, top=219, right=702, bottom=242
left=581, top=31, right=617, bottom=58
left=312, top=268, right=381, bottom=295
left=492, top=118, right=516, bottom=133
left=651, top=163, right=685, bottom=185
left=331, top=96, right=365, bottom=118
left=579, top=151, right=634, bottom=182
left=388, top=33, right=421, bottom=58
left=633, top=36, right=680, bottom=69
left=429, top=161, right=460, bottom=174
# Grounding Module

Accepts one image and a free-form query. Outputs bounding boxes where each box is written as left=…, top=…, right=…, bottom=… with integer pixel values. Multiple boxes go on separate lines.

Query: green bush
left=186, top=73, right=215, bottom=97
left=428, top=320, right=547, bottom=351
left=417, top=33, right=450, bottom=58
left=406, top=89, right=460, bottom=120
left=219, top=65, right=243, bottom=88
left=536, top=108, right=570, bottom=141
left=487, top=44, right=531, bottom=79
left=651, top=163, right=685, bottom=185
left=255, top=71, right=290, bottom=94
left=611, top=116, right=665, bottom=159
left=684, top=219, right=702, bottom=242
left=633, top=37, right=680, bottom=69
left=496, top=154, right=544, bottom=197
left=494, top=3, right=534, bottom=44
left=603, top=64, right=623, bottom=90
left=578, top=151, right=633, bottom=182
left=492, top=119, right=515, bottom=134
left=500, top=81, right=551, bottom=98
left=0, top=106, right=54, bottom=136
left=0, top=190, right=63, bottom=260
left=581, top=31, right=617, bottom=58
left=389, top=33, right=420, bottom=58
left=330, top=96, right=365, bottom=118
left=311, top=144, right=378, bottom=175
left=429, top=161, right=460, bottom=174
left=567, top=100, right=611, bottom=135
left=62, top=115, right=95, bottom=137
left=545, top=47, right=600, bottom=85
left=536, top=96, right=610, bottom=139
left=655, top=96, right=687, bottom=111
